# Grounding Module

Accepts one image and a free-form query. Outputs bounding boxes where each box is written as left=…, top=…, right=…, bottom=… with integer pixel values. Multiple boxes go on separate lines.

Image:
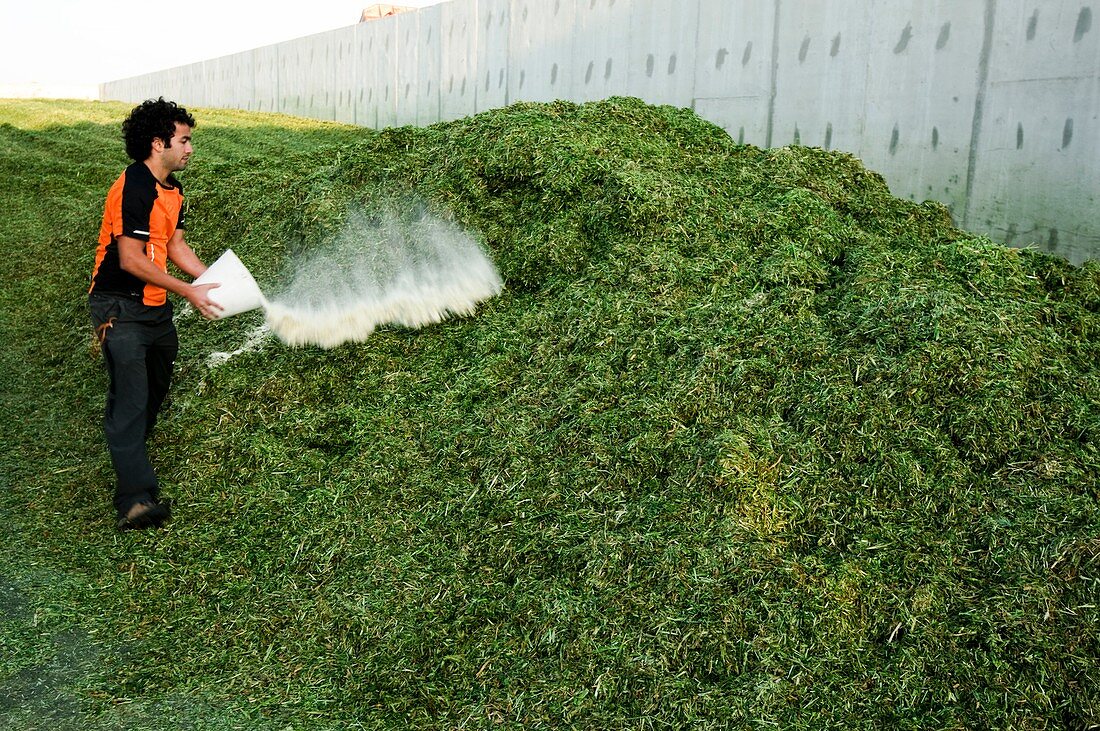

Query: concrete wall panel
left=441, top=0, right=478, bottom=121
left=772, top=0, right=871, bottom=152
left=173, top=63, right=207, bottom=107
left=989, top=1, right=1100, bottom=82
left=284, top=36, right=322, bottom=120
left=969, top=76, right=1100, bottom=261
left=309, top=32, right=341, bottom=121
left=416, top=5, right=443, bottom=125
left=396, top=13, right=420, bottom=126
left=692, top=0, right=775, bottom=147
left=964, top=0, right=1100, bottom=262
left=360, top=18, right=400, bottom=129
left=331, top=27, right=358, bottom=124
left=509, top=0, right=576, bottom=104
left=353, top=23, right=376, bottom=128
left=627, top=0, right=699, bottom=108
left=476, top=0, right=511, bottom=111
left=277, top=37, right=304, bottom=118
left=858, top=0, right=985, bottom=218
left=204, top=57, right=226, bottom=110
left=253, top=46, right=280, bottom=113
left=571, top=0, right=632, bottom=103
left=226, top=54, right=247, bottom=111
left=200, top=59, right=220, bottom=109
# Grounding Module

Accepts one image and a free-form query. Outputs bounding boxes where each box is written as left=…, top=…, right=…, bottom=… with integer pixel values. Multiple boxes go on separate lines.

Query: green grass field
left=0, top=97, right=1097, bottom=730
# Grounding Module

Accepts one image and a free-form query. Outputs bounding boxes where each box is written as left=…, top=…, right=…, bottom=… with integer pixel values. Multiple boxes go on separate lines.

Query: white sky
left=0, top=0, right=445, bottom=96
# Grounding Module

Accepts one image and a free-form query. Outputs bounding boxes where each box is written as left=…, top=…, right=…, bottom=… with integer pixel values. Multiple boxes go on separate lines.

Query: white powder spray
left=206, top=324, right=271, bottom=368
left=263, top=207, right=503, bottom=348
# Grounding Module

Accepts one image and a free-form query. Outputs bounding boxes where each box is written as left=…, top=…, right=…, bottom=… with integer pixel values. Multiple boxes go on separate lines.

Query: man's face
left=161, top=123, right=193, bottom=171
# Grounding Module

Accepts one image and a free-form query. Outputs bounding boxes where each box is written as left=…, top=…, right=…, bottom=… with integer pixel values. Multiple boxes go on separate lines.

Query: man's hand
left=186, top=282, right=223, bottom=320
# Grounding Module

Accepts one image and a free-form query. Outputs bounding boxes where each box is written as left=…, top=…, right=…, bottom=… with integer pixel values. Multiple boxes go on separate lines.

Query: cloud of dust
left=263, top=206, right=503, bottom=348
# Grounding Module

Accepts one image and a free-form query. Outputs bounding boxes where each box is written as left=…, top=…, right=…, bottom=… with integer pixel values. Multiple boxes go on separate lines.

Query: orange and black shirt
left=89, top=161, right=186, bottom=306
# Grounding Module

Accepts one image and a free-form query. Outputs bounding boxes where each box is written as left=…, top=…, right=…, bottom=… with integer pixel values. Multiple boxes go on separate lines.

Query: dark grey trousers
left=89, top=294, right=178, bottom=517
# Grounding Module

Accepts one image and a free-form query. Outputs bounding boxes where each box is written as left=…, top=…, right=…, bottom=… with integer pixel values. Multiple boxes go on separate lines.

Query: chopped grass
left=0, top=96, right=1097, bottom=729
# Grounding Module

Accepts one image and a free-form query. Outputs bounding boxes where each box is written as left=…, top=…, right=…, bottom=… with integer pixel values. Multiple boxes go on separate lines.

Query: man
left=89, top=97, right=222, bottom=531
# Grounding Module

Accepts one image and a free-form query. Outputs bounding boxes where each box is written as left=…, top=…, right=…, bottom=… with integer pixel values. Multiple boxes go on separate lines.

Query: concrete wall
left=101, top=0, right=1100, bottom=263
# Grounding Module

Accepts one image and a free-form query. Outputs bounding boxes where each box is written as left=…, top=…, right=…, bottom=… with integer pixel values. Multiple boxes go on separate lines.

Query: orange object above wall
left=359, top=4, right=416, bottom=22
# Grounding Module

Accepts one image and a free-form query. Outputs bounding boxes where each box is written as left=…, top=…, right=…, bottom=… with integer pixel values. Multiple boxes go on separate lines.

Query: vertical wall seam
left=766, top=0, right=782, bottom=148
left=859, top=2, right=873, bottom=150
left=472, top=0, right=479, bottom=116
left=504, top=0, right=513, bottom=107
left=690, top=0, right=703, bottom=112
left=351, top=26, right=358, bottom=126
left=963, top=0, right=996, bottom=230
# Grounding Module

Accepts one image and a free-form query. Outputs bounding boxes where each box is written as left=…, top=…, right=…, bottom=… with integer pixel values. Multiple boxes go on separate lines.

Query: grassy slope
left=0, top=97, right=1097, bottom=730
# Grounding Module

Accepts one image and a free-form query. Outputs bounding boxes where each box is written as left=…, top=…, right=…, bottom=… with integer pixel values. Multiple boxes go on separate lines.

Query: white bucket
left=192, top=249, right=264, bottom=319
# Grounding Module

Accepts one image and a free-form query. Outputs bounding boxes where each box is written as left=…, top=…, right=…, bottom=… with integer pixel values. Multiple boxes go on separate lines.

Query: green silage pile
left=1, top=97, right=1098, bottom=729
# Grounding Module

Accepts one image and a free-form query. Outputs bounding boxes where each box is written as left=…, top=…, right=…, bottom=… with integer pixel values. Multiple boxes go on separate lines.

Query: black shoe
left=117, top=499, right=171, bottom=531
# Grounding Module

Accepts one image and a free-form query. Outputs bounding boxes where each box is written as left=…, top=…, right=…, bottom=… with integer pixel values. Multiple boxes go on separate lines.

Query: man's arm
left=117, top=234, right=222, bottom=318
left=165, top=228, right=206, bottom=279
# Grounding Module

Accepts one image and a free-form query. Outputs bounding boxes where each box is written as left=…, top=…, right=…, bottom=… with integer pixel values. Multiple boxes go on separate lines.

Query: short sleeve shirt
left=89, top=161, right=185, bottom=306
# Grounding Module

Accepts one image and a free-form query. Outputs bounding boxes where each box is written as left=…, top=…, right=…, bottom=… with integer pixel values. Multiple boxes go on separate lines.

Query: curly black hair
left=121, top=97, right=196, bottom=162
